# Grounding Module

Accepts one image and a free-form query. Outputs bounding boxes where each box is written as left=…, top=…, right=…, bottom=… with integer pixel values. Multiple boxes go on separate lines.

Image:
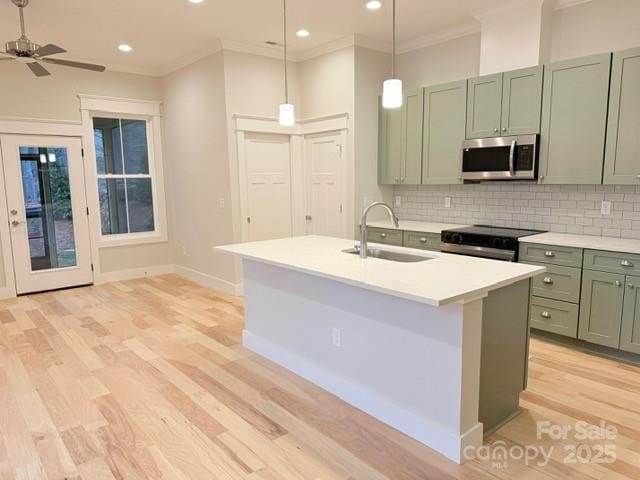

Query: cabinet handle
left=615, top=280, right=622, bottom=287
left=539, top=175, right=545, bottom=181
left=542, top=277, right=554, bottom=285
left=419, top=237, right=428, bottom=243
left=395, top=178, right=400, bottom=184
left=628, top=283, right=635, bottom=289
left=621, top=260, right=634, bottom=268
left=502, top=128, right=507, bottom=133
left=541, top=311, right=551, bottom=319
left=380, top=233, right=387, bottom=239
left=544, top=251, right=555, bottom=258
left=494, top=128, right=499, bottom=133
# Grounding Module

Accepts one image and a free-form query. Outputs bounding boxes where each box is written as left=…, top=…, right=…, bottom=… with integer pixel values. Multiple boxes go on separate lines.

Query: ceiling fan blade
left=27, top=61, right=50, bottom=77
left=33, top=44, right=67, bottom=58
left=41, top=57, right=106, bottom=72
left=0, top=58, right=14, bottom=61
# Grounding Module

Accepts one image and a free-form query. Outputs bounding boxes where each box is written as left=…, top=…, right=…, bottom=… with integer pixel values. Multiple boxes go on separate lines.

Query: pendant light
left=382, top=0, right=403, bottom=109
left=278, top=0, right=295, bottom=126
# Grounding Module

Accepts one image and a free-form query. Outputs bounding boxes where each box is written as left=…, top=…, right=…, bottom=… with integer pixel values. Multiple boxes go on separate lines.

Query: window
left=92, top=117, right=155, bottom=236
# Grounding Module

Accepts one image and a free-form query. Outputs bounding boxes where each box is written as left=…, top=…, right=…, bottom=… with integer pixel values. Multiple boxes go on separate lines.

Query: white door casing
left=1, top=134, right=93, bottom=294
left=303, top=131, right=346, bottom=238
left=244, top=133, right=293, bottom=242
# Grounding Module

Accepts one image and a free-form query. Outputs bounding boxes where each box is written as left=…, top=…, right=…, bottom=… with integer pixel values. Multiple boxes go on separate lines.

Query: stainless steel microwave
left=461, top=134, right=539, bottom=181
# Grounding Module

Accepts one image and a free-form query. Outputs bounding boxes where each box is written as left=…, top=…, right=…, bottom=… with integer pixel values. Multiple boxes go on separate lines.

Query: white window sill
left=97, top=232, right=168, bottom=249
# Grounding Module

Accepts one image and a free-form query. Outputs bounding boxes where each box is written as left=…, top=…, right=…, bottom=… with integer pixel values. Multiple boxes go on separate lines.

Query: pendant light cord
left=392, top=0, right=396, bottom=78
left=283, top=0, right=289, bottom=104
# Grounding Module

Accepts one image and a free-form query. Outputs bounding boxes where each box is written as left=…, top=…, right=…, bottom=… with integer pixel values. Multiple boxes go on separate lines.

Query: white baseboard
left=0, top=286, right=16, bottom=300
left=95, top=264, right=174, bottom=284
left=173, top=264, right=243, bottom=296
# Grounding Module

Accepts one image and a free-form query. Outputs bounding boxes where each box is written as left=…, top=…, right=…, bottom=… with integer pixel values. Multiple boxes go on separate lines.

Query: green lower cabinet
left=530, top=296, right=579, bottom=337
left=621, top=276, right=640, bottom=354
left=403, top=231, right=441, bottom=251
left=366, top=227, right=403, bottom=247
left=578, top=270, right=625, bottom=348
left=528, top=263, right=582, bottom=303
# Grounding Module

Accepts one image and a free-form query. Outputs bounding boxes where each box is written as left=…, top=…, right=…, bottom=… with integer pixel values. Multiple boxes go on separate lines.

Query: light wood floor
left=1, top=275, right=639, bottom=479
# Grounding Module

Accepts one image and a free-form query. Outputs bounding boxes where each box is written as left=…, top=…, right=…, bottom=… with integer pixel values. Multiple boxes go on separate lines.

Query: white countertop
left=521, top=232, right=640, bottom=255
left=365, top=220, right=468, bottom=233
left=217, top=236, right=544, bottom=307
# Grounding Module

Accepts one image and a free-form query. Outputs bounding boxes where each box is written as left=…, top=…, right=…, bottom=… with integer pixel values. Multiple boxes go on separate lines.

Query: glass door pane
left=19, top=146, right=77, bottom=271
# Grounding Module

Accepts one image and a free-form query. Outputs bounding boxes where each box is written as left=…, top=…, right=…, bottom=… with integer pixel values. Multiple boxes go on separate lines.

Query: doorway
left=0, top=135, right=93, bottom=294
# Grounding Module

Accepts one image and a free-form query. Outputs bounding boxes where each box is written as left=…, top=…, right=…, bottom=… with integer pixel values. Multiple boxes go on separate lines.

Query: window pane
left=122, top=120, right=149, bottom=174
left=93, top=117, right=123, bottom=174
left=98, top=178, right=127, bottom=235
left=126, top=178, right=155, bottom=233
left=19, top=147, right=77, bottom=271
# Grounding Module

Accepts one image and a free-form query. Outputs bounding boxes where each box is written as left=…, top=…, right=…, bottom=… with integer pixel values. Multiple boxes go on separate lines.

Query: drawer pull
left=540, top=311, right=552, bottom=319
left=621, top=260, right=634, bottom=268
left=380, top=233, right=387, bottom=239
left=419, top=237, right=428, bottom=244
left=628, top=283, right=635, bottom=289
left=615, top=280, right=622, bottom=287
left=542, top=277, right=554, bottom=285
left=544, top=251, right=555, bottom=258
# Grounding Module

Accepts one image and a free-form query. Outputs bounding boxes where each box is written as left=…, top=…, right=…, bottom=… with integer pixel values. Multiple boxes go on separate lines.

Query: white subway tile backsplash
left=394, top=183, right=640, bottom=237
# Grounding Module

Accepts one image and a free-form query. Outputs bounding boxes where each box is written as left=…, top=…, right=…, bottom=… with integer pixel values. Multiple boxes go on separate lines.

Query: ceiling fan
left=0, top=0, right=106, bottom=77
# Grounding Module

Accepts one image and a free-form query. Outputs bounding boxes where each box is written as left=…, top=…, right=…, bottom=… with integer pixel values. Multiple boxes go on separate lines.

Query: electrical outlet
left=395, top=195, right=402, bottom=207
left=444, top=197, right=452, bottom=208
left=219, top=197, right=226, bottom=209
left=181, top=245, right=188, bottom=256
left=601, top=201, right=612, bottom=215
left=332, top=327, right=342, bottom=348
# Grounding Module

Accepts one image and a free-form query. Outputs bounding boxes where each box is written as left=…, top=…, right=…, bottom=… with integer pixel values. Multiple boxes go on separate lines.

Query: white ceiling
left=0, top=0, right=586, bottom=76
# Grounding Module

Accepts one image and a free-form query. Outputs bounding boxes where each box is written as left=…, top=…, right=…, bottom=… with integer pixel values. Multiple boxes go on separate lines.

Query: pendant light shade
left=278, top=0, right=295, bottom=126
left=383, top=0, right=403, bottom=109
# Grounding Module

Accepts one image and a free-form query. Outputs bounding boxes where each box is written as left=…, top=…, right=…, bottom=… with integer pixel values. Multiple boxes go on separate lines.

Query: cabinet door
left=604, top=47, right=640, bottom=185
left=539, top=53, right=612, bottom=184
left=501, top=66, right=543, bottom=136
left=378, top=97, right=402, bottom=185
left=621, top=276, right=640, bottom=354
left=401, top=89, right=424, bottom=185
left=466, top=73, right=503, bottom=139
left=422, top=80, right=466, bottom=185
left=578, top=270, right=624, bottom=348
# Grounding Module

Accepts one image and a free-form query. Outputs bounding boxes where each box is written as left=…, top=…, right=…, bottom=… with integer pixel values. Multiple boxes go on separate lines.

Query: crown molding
left=159, top=38, right=223, bottom=76
left=397, top=21, right=480, bottom=54
left=555, top=0, right=593, bottom=9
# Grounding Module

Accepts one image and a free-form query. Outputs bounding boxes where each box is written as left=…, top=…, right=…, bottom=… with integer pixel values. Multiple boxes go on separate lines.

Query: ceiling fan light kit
left=1, top=0, right=107, bottom=77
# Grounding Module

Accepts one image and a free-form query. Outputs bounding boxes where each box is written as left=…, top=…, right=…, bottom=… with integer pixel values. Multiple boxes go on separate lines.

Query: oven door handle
left=509, top=140, right=517, bottom=177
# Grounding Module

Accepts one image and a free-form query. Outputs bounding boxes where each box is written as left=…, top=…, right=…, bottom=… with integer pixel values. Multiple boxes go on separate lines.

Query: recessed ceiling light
left=296, top=29, right=310, bottom=38
left=189, top=0, right=205, bottom=3
left=366, top=0, right=383, bottom=10
left=118, top=44, right=133, bottom=53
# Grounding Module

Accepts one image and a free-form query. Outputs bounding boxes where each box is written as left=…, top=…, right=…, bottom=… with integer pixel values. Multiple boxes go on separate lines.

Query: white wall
left=0, top=62, right=173, bottom=286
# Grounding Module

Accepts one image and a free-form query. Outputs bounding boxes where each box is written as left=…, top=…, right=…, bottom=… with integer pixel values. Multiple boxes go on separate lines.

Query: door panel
left=539, top=53, right=611, bottom=184
left=604, top=47, right=640, bottom=185
left=304, top=132, right=345, bottom=238
left=621, top=276, right=640, bottom=354
left=422, top=80, right=466, bottom=184
left=578, top=269, right=624, bottom=348
left=401, top=89, right=424, bottom=185
left=378, top=97, right=402, bottom=185
left=501, top=66, right=543, bottom=136
left=245, top=133, right=292, bottom=242
left=1, top=135, right=92, bottom=294
left=466, top=73, right=503, bottom=139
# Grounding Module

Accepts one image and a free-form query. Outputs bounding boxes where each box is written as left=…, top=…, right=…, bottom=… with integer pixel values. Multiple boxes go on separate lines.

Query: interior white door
left=0, top=135, right=93, bottom=294
left=244, top=133, right=293, bottom=242
left=304, top=132, right=345, bottom=237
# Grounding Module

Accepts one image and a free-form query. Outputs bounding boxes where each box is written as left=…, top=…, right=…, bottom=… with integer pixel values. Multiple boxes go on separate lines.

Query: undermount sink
left=342, top=247, right=433, bottom=263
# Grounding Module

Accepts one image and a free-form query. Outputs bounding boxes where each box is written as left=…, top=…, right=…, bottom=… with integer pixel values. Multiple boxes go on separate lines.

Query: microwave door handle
left=509, top=140, right=516, bottom=177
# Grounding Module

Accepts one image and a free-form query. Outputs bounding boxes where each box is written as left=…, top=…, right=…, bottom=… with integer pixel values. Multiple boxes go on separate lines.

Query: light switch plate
left=219, top=197, right=226, bottom=209
left=395, top=196, right=402, bottom=207
left=601, top=201, right=611, bottom=215
left=444, top=197, right=452, bottom=208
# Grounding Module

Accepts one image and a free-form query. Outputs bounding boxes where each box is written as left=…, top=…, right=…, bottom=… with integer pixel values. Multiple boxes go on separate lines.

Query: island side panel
left=241, top=258, right=484, bottom=463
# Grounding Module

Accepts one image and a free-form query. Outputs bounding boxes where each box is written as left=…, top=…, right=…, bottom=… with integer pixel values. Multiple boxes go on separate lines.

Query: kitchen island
left=217, top=236, right=544, bottom=463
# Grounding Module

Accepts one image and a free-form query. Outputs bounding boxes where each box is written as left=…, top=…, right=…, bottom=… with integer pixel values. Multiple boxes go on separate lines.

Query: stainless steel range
left=441, top=225, right=545, bottom=262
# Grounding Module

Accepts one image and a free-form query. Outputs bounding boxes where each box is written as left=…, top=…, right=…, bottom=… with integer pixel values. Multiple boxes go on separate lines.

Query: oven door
left=462, top=135, right=538, bottom=181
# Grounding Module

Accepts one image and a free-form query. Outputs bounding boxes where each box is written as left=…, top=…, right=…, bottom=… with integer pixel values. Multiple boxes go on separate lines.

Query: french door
left=0, top=135, right=93, bottom=294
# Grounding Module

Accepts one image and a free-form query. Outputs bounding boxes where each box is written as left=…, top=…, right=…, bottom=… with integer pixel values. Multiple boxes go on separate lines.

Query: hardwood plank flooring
left=0, top=274, right=639, bottom=479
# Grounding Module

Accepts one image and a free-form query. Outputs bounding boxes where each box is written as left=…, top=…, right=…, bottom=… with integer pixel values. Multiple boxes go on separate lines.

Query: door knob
left=305, top=215, right=312, bottom=221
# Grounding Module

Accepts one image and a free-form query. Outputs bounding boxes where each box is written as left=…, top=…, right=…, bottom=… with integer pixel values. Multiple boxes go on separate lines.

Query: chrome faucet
left=359, top=202, right=400, bottom=259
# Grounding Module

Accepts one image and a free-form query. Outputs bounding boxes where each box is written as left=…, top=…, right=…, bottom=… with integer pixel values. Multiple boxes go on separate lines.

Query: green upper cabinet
left=578, top=269, right=625, bottom=348
left=621, top=276, right=640, bottom=354
left=378, top=96, right=402, bottom=185
left=604, top=47, right=640, bottom=185
left=422, top=80, right=466, bottom=184
left=401, top=89, right=424, bottom=185
left=500, top=66, right=543, bottom=136
left=466, top=73, right=503, bottom=139
left=539, top=53, right=612, bottom=184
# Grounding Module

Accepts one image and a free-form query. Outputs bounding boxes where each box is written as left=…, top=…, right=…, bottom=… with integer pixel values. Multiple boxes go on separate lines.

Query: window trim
left=79, top=95, right=167, bottom=249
